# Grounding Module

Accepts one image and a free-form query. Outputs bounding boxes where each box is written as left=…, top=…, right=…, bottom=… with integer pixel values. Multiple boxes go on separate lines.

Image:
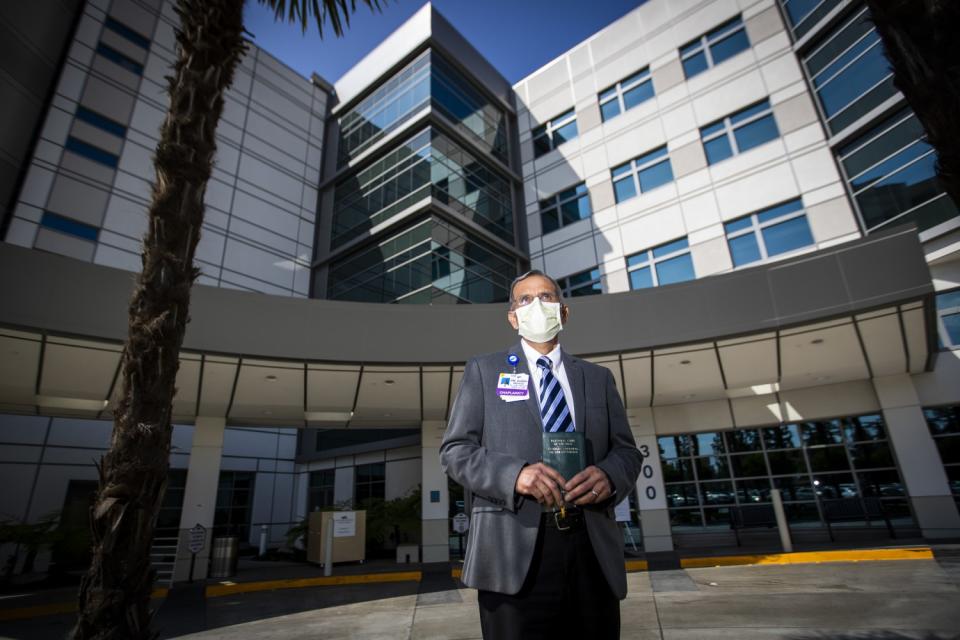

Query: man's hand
left=515, top=463, right=566, bottom=509
left=564, top=465, right=613, bottom=506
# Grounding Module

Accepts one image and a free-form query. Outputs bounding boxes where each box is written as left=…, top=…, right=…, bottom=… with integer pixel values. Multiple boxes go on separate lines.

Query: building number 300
left=638, top=444, right=656, bottom=500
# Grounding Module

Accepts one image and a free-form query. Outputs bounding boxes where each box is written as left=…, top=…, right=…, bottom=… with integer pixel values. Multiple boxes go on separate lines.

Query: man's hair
left=508, top=270, right=564, bottom=308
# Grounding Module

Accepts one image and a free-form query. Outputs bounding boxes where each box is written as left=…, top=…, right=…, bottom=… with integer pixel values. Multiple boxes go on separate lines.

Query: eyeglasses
left=514, top=291, right=559, bottom=307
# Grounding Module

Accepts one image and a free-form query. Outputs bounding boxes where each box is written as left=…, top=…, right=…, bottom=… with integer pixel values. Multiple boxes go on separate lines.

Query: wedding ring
left=590, top=489, right=600, bottom=498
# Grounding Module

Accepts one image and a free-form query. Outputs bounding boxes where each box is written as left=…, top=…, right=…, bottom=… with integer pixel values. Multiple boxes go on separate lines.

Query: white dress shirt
left=521, top=339, right=576, bottom=431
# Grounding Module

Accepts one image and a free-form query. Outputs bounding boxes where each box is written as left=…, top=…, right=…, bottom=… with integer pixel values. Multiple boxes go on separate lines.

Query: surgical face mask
left=514, top=297, right=563, bottom=343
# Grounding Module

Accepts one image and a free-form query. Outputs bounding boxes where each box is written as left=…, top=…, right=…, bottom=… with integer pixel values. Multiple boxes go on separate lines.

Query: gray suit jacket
left=439, top=343, right=643, bottom=599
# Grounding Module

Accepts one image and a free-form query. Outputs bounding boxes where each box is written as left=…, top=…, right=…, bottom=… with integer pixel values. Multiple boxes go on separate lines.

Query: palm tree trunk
left=865, top=0, right=960, bottom=210
left=72, top=1, right=245, bottom=637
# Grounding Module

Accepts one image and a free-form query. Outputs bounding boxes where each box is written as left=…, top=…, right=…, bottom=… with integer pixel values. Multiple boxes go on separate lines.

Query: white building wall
left=514, top=0, right=858, bottom=293
left=4, top=0, right=326, bottom=297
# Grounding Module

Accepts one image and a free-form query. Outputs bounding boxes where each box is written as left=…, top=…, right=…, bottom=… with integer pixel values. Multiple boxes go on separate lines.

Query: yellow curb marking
left=680, top=546, right=933, bottom=569
left=205, top=571, right=422, bottom=598
left=0, top=587, right=169, bottom=622
left=625, top=560, right=649, bottom=572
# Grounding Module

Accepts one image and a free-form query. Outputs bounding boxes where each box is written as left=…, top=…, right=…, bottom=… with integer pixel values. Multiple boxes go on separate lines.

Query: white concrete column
left=629, top=408, right=673, bottom=552
left=421, top=420, right=450, bottom=563
left=172, top=416, right=226, bottom=582
left=873, top=374, right=960, bottom=538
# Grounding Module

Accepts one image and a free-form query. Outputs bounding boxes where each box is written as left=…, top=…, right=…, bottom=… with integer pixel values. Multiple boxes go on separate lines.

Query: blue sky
left=243, top=0, right=643, bottom=86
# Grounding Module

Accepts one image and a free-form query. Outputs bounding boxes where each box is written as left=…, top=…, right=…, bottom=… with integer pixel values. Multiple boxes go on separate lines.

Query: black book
left=541, top=431, right=586, bottom=483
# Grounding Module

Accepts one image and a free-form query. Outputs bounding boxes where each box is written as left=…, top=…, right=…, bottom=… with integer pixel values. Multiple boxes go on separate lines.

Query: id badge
left=496, top=372, right=529, bottom=401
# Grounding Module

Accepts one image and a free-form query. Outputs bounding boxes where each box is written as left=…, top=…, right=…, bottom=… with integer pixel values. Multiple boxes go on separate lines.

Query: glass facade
left=780, top=0, right=841, bottom=39
left=308, top=469, right=336, bottom=511
left=936, top=289, right=960, bottom=349
left=612, top=146, right=674, bottom=203
left=214, top=471, right=255, bottom=539
left=701, top=99, right=779, bottom=165
left=355, top=462, right=386, bottom=507
left=337, top=50, right=508, bottom=166
left=328, top=216, right=517, bottom=304
left=332, top=127, right=514, bottom=248
left=837, top=108, right=958, bottom=233
left=533, top=109, right=578, bottom=158
left=802, top=7, right=896, bottom=136
left=659, top=414, right=911, bottom=533
left=923, top=406, right=960, bottom=502
left=725, top=198, right=815, bottom=267
left=558, top=268, right=602, bottom=297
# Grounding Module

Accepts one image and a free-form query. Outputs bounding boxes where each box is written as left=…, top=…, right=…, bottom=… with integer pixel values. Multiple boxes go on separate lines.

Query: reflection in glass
left=731, top=453, right=767, bottom=477
left=735, top=478, right=771, bottom=503
left=807, top=446, right=849, bottom=472
left=813, top=472, right=857, bottom=499
left=695, top=456, right=730, bottom=480
left=727, top=429, right=762, bottom=452
left=764, top=424, right=801, bottom=449
left=857, top=470, right=904, bottom=497
left=801, top=420, right=843, bottom=445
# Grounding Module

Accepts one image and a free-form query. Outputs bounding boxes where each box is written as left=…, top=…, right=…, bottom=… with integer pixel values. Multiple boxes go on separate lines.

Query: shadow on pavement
left=788, top=633, right=960, bottom=640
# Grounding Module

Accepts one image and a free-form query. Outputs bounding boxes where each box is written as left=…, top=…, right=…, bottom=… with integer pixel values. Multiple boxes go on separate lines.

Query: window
left=612, top=146, right=674, bottom=203
left=837, top=108, right=958, bottom=233
left=532, top=109, right=578, bottom=158
left=95, top=42, right=143, bottom=75
left=780, top=0, right=841, bottom=39
left=680, top=16, right=750, bottom=79
left=104, top=16, right=151, bottom=50
left=936, top=289, right=960, bottom=349
left=539, top=183, right=591, bottom=234
left=923, top=406, right=960, bottom=500
left=40, top=211, right=99, bottom=242
left=724, top=199, right=815, bottom=267
left=75, top=107, right=126, bottom=137
left=308, top=469, right=336, bottom=512
left=214, top=471, right=255, bottom=539
left=660, top=414, right=911, bottom=532
left=64, top=136, right=120, bottom=168
left=599, top=68, right=654, bottom=121
left=558, top=268, right=602, bottom=297
left=700, top=99, right=779, bottom=165
left=627, top=237, right=695, bottom=289
left=802, top=7, right=896, bottom=135
left=355, top=463, right=386, bottom=507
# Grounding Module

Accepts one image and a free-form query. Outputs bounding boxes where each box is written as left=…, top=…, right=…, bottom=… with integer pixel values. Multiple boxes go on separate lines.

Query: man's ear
left=561, top=304, right=570, bottom=325
left=507, top=309, right=519, bottom=331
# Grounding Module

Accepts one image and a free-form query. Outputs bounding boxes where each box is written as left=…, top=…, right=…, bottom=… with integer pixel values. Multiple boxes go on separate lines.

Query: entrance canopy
left=0, top=225, right=937, bottom=428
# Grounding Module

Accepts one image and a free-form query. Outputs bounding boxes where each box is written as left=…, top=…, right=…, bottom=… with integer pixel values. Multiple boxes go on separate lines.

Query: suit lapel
left=562, top=350, right=586, bottom=435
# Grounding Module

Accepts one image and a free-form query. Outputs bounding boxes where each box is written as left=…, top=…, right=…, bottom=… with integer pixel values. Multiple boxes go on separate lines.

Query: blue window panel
left=938, top=290, right=960, bottom=309
left=533, top=134, right=552, bottom=157
left=40, top=211, right=99, bottom=241
left=553, top=120, right=578, bottom=146
left=704, top=136, right=733, bottom=165
left=656, top=254, right=695, bottom=285
left=855, top=152, right=941, bottom=228
left=734, top=115, right=779, bottom=153
left=783, top=0, right=827, bottom=28
left=622, top=69, right=650, bottom=86
left=611, top=162, right=632, bottom=179
left=762, top=216, right=814, bottom=256
left=730, top=100, right=771, bottom=125
left=64, top=136, right=119, bottom=168
left=104, top=17, right=151, bottom=49
left=756, top=198, right=804, bottom=223
left=683, top=51, right=709, bottom=78
left=813, top=31, right=879, bottom=90
left=626, top=252, right=648, bottom=268
left=629, top=266, right=654, bottom=290
left=711, top=29, right=750, bottom=66
left=75, top=106, right=126, bottom=137
left=541, top=210, right=560, bottom=234
left=653, top=237, right=689, bottom=259
left=560, top=197, right=591, bottom=225
left=729, top=234, right=762, bottom=267
left=709, top=17, right=744, bottom=40
left=613, top=177, right=636, bottom=203
left=638, top=161, right=674, bottom=192
left=622, top=81, right=654, bottom=110
left=724, top=217, right=754, bottom=233
left=96, top=43, right=144, bottom=75
left=816, top=41, right=890, bottom=120
left=600, top=100, right=621, bottom=122
left=851, top=140, right=931, bottom=192
left=636, top=146, right=669, bottom=166
left=701, top=121, right=726, bottom=138
left=944, top=313, right=960, bottom=346
left=599, top=86, right=618, bottom=102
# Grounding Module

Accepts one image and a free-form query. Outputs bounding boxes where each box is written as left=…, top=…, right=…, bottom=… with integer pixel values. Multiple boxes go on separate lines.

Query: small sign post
left=187, top=523, right=206, bottom=583
left=452, top=513, right=469, bottom=558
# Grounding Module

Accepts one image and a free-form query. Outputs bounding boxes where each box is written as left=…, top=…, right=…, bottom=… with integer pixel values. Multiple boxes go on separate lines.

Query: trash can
left=208, top=536, right=239, bottom=578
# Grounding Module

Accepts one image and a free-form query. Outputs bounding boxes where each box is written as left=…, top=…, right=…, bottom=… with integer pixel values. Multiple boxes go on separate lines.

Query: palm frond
left=259, top=0, right=384, bottom=38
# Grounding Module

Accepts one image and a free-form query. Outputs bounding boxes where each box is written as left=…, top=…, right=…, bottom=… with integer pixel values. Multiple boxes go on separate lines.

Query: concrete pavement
left=2, top=552, right=959, bottom=639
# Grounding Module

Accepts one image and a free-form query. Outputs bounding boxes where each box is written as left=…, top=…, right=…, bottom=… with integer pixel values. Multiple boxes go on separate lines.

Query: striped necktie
left=536, top=356, right=574, bottom=433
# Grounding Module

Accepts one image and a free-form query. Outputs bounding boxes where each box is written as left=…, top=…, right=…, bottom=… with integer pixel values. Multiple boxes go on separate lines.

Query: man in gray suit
left=440, top=270, right=643, bottom=639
